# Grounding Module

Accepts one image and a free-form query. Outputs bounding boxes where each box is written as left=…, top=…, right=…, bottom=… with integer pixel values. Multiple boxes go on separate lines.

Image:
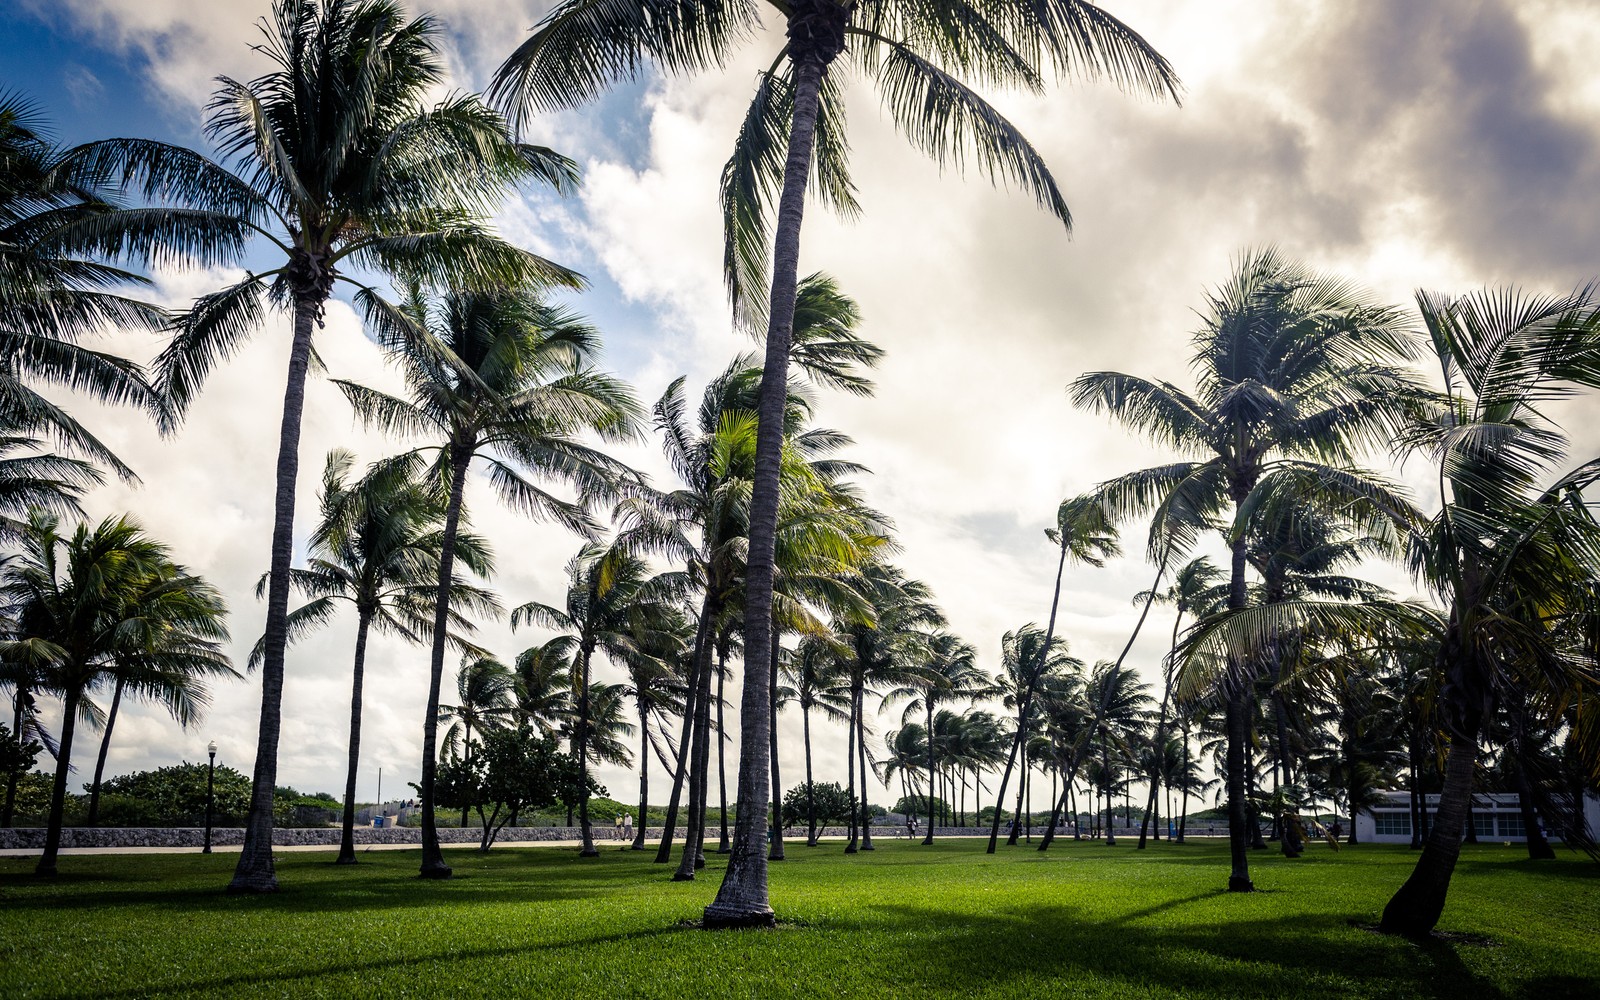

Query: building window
left=1496, top=813, right=1525, bottom=838
left=1374, top=811, right=1411, bottom=836
left=1471, top=811, right=1495, bottom=837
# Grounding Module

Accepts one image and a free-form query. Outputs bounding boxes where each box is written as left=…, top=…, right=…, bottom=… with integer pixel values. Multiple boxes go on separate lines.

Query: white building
left=1354, top=791, right=1600, bottom=844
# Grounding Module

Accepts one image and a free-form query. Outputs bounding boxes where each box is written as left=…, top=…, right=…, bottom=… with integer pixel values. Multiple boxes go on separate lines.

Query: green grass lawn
left=3, top=838, right=1597, bottom=999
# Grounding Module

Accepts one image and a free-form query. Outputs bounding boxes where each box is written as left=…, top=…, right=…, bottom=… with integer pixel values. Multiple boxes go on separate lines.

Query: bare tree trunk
left=230, top=288, right=320, bottom=893
left=923, top=699, right=937, bottom=845
left=717, top=643, right=730, bottom=854
left=1380, top=712, right=1482, bottom=935
left=577, top=632, right=599, bottom=858
left=633, top=694, right=650, bottom=850
left=768, top=623, right=785, bottom=860
left=845, top=695, right=858, bottom=854
left=336, top=613, right=373, bottom=864
left=36, top=687, right=81, bottom=876
left=803, top=704, right=817, bottom=846
left=857, top=685, right=873, bottom=851
left=1223, top=532, right=1254, bottom=892
left=86, top=677, right=125, bottom=826
left=655, top=589, right=714, bottom=863
left=416, top=444, right=472, bottom=879
left=675, top=632, right=718, bottom=879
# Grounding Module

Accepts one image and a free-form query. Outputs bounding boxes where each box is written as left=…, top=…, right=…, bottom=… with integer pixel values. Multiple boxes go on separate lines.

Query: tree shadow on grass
left=54, top=922, right=688, bottom=1000
left=858, top=902, right=1511, bottom=1000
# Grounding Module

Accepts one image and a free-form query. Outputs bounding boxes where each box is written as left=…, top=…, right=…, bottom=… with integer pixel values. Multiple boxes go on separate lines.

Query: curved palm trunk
left=768, top=625, right=785, bottom=861
left=230, top=291, right=320, bottom=893
left=86, top=676, right=126, bottom=826
left=1008, top=732, right=1029, bottom=846
left=633, top=695, right=650, bottom=851
left=704, top=17, right=846, bottom=927
left=1380, top=709, right=1482, bottom=935
left=717, top=644, right=730, bottom=853
left=674, top=633, right=717, bottom=879
left=577, top=636, right=599, bottom=858
left=35, top=687, right=81, bottom=876
left=336, top=611, right=374, bottom=865
left=417, top=444, right=472, bottom=879
left=803, top=704, right=818, bottom=846
left=655, top=588, right=714, bottom=862
left=1138, top=611, right=1185, bottom=849
left=923, top=700, right=937, bottom=845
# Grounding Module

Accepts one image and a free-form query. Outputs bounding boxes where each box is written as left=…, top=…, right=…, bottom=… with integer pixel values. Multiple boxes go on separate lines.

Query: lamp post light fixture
left=204, top=740, right=217, bottom=854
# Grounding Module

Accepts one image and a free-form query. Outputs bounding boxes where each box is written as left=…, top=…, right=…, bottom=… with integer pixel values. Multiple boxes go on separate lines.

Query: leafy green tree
left=97, top=761, right=252, bottom=825
left=339, top=285, right=641, bottom=878
left=440, top=655, right=518, bottom=827
left=1, top=513, right=231, bottom=874
left=61, top=0, right=577, bottom=894
left=440, top=725, right=585, bottom=850
left=0, top=722, right=40, bottom=826
left=781, top=781, right=853, bottom=829
left=493, top=0, right=1179, bottom=929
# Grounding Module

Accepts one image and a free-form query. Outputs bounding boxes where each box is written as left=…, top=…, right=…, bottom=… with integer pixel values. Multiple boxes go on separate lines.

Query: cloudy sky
left=4, top=0, right=1600, bottom=810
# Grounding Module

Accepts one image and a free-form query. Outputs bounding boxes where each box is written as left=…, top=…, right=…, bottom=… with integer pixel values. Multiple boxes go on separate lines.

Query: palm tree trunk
left=86, top=677, right=126, bottom=826
left=857, top=686, right=873, bottom=851
left=461, top=721, right=473, bottom=829
left=717, top=645, right=730, bottom=853
left=768, top=623, right=785, bottom=861
left=923, top=700, right=937, bottom=845
left=1223, top=531, right=1254, bottom=892
left=416, top=443, right=472, bottom=879
left=1138, top=612, right=1184, bottom=849
left=577, top=636, right=599, bottom=858
left=704, top=14, right=845, bottom=930
left=803, top=704, right=817, bottom=846
left=655, top=588, right=714, bottom=863
left=675, top=630, right=717, bottom=879
left=633, top=695, right=650, bottom=851
left=845, top=697, right=858, bottom=853
left=336, top=611, right=373, bottom=865
left=1380, top=712, right=1482, bottom=935
left=230, top=289, right=320, bottom=893
left=4, top=685, right=28, bottom=827
left=35, top=687, right=81, bottom=876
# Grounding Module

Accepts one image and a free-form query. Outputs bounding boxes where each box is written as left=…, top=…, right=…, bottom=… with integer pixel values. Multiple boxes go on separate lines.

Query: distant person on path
left=623, top=812, right=633, bottom=837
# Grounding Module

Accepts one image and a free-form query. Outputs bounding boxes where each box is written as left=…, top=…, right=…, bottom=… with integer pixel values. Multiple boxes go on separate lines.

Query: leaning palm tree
left=493, top=0, right=1179, bottom=928
left=60, top=0, right=580, bottom=893
left=0, top=92, right=166, bottom=479
left=1072, top=248, right=1422, bottom=892
left=339, top=286, right=642, bottom=877
left=0, top=512, right=230, bottom=875
left=263, top=449, right=499, bottom=863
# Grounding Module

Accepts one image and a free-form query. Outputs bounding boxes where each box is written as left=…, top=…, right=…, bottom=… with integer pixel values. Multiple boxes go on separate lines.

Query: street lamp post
left=204, top=740, right=217, bottom=854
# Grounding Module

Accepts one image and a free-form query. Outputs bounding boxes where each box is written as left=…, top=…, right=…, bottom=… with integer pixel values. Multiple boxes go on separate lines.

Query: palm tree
left=513, top=542, right=681, bottom=855
left=1375, top=285, right=1600, bottom=933
left=1072, top=248, right=1422, bottom=892
left=995, top=626, right=1082, bottom=846
left=1, top=512, right=230, bottom=875
left=0, top=92, right=166, bottom=479
left=63, top=0, right=578, bottom=893
left=616, top=608, right=689, bottom=850
left=512, top=636, right=576, bottom=737
left=340, top=286, right=641, bottom=877
left=494, top=0, right=1179, bottom=929
left=83, top=561, right=245, bottom=826
left=883, top=630, right=980, bottom=844
left=785, top=634, right=851, bottom=845
left=440, top=654, right=518, bottom=826
left=264, top=449, right=498, bottom=862
left=1135, top=556, right=1222, bottom=847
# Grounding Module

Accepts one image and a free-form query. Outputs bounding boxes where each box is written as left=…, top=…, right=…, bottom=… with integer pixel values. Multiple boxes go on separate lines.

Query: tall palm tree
left=512, top=635, right=576, bottom=737
left=995, top=625, right=1081, bottom=846
left=785, top=633, right=851, bottom=845
left=340, top=286, right=641, bottom=877
left=63, top=0, right=578, bottom=893
left=513, top=542, right=682, bottom=855
left=263, top=449, right=498, bottom=862
left=883, top=630, right=980, bottom=844
left=1375, top=286, right=1600, bottom=933
left=494, top=0, right=1179, bottom=929
left=83, top=561, right=245, bottom=826
left=1, top=512, right=231, bottom=875
left=616, top=607, right=689, bottom=850
left=986, top=494, right=1117, bottom=852
left=1072, top=248, right=1422, bottom=892
left=440, top=654, right=518, bottom=825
